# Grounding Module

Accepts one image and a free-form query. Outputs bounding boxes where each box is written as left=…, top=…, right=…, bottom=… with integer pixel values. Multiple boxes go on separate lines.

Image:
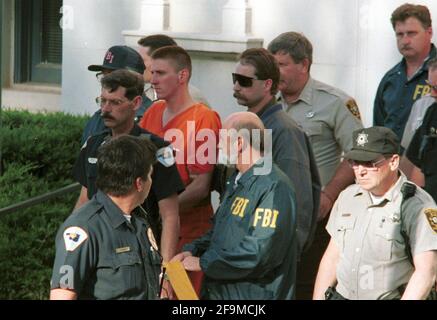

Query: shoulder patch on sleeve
left=424, top=208, right=437, bottom=233
left=63, top=227, right=88, bottom=252
left=345, top=99, right=361, bottom=120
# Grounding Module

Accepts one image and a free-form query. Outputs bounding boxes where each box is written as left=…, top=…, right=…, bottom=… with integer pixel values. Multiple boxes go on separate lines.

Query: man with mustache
left=374, top=3, right=436, bottom=141
left=314, top=126, right=437, bottom=300
left=72, top=70, right=184, bottom=297
left=81, top=45, right=153, bottom=144
left=231, top=48, right=321, bottom=259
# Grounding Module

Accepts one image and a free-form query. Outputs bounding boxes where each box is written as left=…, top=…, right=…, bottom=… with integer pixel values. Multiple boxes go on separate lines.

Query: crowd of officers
left=50, top=3, right=437, bottom=300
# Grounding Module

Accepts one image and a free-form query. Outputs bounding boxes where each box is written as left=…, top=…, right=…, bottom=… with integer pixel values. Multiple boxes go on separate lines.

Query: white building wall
left=62, top=0, right=437, bottom=127
left=61, top=0, right=142, bottom=115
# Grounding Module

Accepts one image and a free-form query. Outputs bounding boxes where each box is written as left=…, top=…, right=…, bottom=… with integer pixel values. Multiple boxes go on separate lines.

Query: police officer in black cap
left=51, top=135, right=162, bottom=300
left=82, top=45, right=153, bottom=144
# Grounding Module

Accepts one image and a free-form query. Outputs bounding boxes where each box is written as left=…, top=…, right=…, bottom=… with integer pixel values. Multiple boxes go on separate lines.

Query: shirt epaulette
left=312, top=81, right=350, bottom=101
left=68, top=200, right=103, bottom=225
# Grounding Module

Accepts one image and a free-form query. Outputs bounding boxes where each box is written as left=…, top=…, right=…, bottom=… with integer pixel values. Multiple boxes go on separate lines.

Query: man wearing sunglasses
left=314, top=126, right=437, bottom=300
left=231, top=48, right=321, bottom=266
left=72, top=70, right=185, bottom=299
left=406, top=57, right=437, bottom=203
left=81, top=45, right=153, bottom=145
left=268, top=32, right=363, bottom=299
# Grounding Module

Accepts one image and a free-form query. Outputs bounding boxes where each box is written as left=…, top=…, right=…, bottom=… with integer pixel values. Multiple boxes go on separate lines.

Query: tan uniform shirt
left=327, top=174, right=437, bottom=299
left=281, top=77, right=363, bottom=186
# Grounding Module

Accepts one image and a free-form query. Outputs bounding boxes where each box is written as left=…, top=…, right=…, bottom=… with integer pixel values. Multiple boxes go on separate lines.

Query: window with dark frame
left=15, top=0, right=63, bottom=85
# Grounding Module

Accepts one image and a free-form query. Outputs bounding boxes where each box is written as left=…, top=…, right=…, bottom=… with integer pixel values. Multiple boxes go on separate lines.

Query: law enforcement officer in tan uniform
left=268, top=31, right=363, bottom=299
left=314, top=126, right=437, bottom=300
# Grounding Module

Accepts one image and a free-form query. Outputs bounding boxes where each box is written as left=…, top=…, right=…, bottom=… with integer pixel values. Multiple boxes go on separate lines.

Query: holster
left=325, top=287, right=347, bottom=300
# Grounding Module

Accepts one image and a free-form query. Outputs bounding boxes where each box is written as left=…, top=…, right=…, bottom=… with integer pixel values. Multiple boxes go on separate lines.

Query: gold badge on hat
left=424, top=208, right=437, bottom=233
left=147, top=227, right=159, bottom=251
left=356, top=132, right=368, bottom=147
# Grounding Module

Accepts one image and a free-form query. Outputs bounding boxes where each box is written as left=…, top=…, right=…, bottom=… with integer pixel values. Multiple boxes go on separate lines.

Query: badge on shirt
left=88, top=157, right=98, bottom=164
left=305, top=111, right=315, bottom=119
left=147, top=228, right=159, bottom=251
left=424, top=208, right=437, bottom=233
left=63, top=227, right=88, bottom=252
left=389, top=213, right=400, bottom=223
left=156, top=146, right=175, bottom=167
left=345, top=99, right=361, bottom=120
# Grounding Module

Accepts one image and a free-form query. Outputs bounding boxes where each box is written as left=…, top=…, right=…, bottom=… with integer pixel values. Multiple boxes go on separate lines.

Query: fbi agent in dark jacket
left=173, top=112, right=298, bottom=300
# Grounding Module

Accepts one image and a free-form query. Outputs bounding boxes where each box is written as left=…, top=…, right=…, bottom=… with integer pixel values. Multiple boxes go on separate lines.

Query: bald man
left=172, top=112, right=298, bottom=299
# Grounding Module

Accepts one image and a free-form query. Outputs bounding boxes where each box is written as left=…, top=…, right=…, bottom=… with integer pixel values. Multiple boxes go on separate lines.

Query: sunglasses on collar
left=232, top=73, right=262, bottom=88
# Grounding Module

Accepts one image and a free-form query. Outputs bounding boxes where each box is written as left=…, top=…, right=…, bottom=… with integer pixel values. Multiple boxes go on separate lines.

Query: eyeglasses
left=347, top=157, right=388, bottom=171
left=232, top=73, right=259, bottom=88
left=95, top=96, right=131, bottom=108
left=425, top=80, right=437, bottom=91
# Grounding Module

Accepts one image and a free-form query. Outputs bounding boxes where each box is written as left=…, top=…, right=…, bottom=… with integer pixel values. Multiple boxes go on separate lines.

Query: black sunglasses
left=232, top=73, right=258, bottom=87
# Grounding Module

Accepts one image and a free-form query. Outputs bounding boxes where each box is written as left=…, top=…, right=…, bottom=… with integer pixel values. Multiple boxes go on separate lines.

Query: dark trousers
left=296, top=217, right=330, bottom=300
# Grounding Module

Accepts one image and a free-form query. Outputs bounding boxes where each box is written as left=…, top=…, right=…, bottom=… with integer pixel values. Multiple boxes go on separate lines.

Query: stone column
left=222, top=0, right=252, bottom=35
left=139, top=0, right=170, bottom=31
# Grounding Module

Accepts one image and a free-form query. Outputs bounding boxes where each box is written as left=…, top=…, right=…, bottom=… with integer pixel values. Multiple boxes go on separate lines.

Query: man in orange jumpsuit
left=139, top=46, right=221, bottom=296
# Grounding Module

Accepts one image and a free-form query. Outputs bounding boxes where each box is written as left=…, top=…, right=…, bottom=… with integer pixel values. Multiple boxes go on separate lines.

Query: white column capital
left=222, top=0, right=252, bottom=35
left=139, top=0, right=170, bottom=31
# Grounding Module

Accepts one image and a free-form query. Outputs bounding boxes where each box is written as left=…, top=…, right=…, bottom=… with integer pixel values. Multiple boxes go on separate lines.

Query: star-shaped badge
left=356, top=133, right=368, bottom=147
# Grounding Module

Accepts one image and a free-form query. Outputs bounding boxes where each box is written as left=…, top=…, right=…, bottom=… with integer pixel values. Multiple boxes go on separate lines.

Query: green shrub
left=0, top=110, right=89, bottom=299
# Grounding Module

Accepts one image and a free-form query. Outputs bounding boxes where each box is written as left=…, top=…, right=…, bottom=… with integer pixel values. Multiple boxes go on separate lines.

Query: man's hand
left=171, top=251, right=192, bottom=262
left=182, top=256, right=201, bottom=272
left=318, top=191, right=334, bottom=221
left=50, top=289, right=77, bottom=300
left=162, top=251, right=195, bottom=299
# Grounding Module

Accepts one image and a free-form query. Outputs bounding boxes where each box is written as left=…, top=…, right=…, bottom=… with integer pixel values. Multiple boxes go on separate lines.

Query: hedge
left=0, top=110, right=89, bottom=299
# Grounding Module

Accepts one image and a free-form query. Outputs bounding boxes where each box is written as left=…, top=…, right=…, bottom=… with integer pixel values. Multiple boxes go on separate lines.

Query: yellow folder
left=163, top=261, right=199, bottom=300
